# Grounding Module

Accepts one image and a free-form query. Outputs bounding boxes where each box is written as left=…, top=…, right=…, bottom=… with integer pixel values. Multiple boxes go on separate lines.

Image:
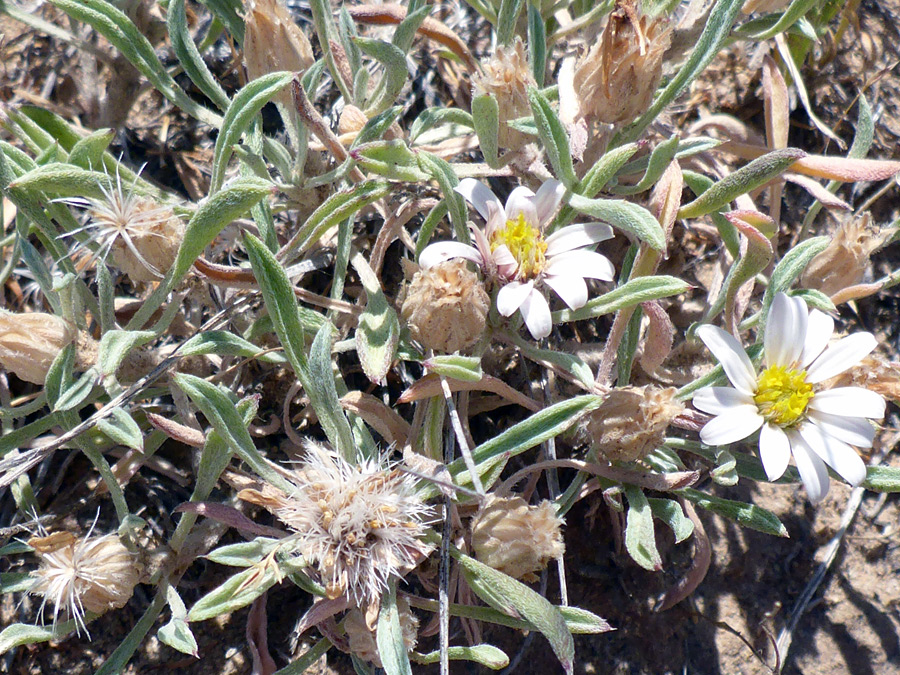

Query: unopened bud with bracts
left=344, top=595, right=419, bottom=666
left=471, top=38, right=537, bottom=151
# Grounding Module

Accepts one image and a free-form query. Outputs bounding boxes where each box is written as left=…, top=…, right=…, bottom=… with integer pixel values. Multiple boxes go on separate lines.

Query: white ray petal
left=765, top=293, right=807, bottom=367
left=505, top=186, right=539, bottom=227
left=454, top=179, right=503, bottom=224
left=496, top=281, right=533, bottom=317
left=520, top=287, right=552, bottom=339
left=789, top=431, right=831, bottom=503
left=759, top=423, right=791, bottom=481
left=418, top=242, right=483, bottom=269
left=799, top=422, right=867, bottom=487
left=800, top=309, right=835, bottom=368
left=807, top=410, right=875, bottom=448
left=696, top=325, right=758, bottom=396
left=544, top=273, right=588, bottom=309
left=805, top=332, right=878, bottom=384
left=533, top=179, right=566, bottom=226
left=692, top=386, right=755, bottom=415
left=808, top=387, right=886, bottom=419
left=545, top=249, right=615, bottom=281
left=699, top=407, right=764, bottom=446
left=545, top=223, right=614, bottom=256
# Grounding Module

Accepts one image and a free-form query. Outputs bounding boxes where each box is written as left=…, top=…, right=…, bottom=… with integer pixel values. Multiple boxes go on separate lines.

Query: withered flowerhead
left=471, top=37, right=537, bottom=151
left=586, top=386, right=684, bottom=463
left=573, top=0, right=670, bottom=126
left=244, top=0, right=314, bottom=106
left=269, top=442, right=433, bottom=605
left=28, top=528, right=141, bottom=636
left=471, top=495, right=564, bottom=581
left=0, top=310, right=97, bottom=384
left=400, top=259, right=490, bottom=353
left=800, top=213, right=887, bottom=299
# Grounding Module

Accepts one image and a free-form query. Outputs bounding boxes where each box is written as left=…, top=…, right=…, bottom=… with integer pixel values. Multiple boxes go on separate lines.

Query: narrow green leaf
left=187, top=562, right=280, bottom=622
left=610, top=135, right=680, bottom=195
left=210, top=71, right=292, bottom=192
left=527, top=3, right=546, bottom=86
left=426, top=355, right=483, bottom=382
left=496, top=0, right=524, bottom=45
left=174, top=373, right=294, bottom=493
left=158, top=585, right=199, bottom=657
left=647, top=498, right=694, bottom=543
left=0, top=622, right=75, bottom=654
left=352, top=140, right=429, bottom=181
left=458, top=554, right=574, bottom=674
left=445, top=395, right=603, bottom=494
left=554, top=275, right=689, bottom=323
left=680, top=488, right=789, bottom=537
left=206, top=538, right=281, bottom=567
left=308, top=321, right=357, bottom=459
left=624, top=486, right=662, bottom=571
left=168, top=0, right=231, bottom=112
left=734, top=0, right=817, bottom=39
left=678, top=149, right=805, bottom=219
left=567, top=194, right=665, bottom=250
left=412, top=645, right=509, bottom=669
left=376, top=583, right=413, bottom=675
left=863, top=466, right=900, bottom=493
left=472, top=94, right=501, bottom=169
left=280, top=181, right=392, bottom=262
left=173, top=177, right=272, bottom=280
left=416, top=152, right=470, bottom=243
left=409, top=108, right=474, bottom=143
left=9, top=162, right=114, bottom=199
left=355, top=38, right=408, bottom=117
left=68, top=129, right=115, bottom=169
left=97, top=407, right=144, bottom=451
left=352, top=253, right=399, bottom=384
left=179, top=330, right=286, bottom=363
left=529, top=88, right=577, bottom=188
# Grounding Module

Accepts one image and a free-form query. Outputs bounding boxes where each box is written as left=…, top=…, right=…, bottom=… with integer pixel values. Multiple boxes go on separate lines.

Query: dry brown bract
left=0, top=311, right=97, bottom=384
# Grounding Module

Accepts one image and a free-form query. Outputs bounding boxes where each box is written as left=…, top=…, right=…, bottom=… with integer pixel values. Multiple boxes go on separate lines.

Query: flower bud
left=471, top=496, right=564, bottom=581
left=29, top=530, right=141, bottom=632
left=800, top=214, right=886, bottom=298
left=243, top=0, right=314, bottom=106
left=573, top=2, right=670, bottom=125
left=0, top=311, right=97, bottom=384
left=400, top=260, right=489, bottom=353
left=108, top=199, right=184, bottom=283
left=471, top=38, right=536, bottom=151
left=586, top=386, right=684, bottom=462
left=344, top=596, right=419, bottom=666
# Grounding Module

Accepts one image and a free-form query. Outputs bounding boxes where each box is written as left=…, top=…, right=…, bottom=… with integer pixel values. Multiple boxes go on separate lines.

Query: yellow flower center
left=753, top=365, right=814, bottom=427
left=490, top=213, right=547, bottom=280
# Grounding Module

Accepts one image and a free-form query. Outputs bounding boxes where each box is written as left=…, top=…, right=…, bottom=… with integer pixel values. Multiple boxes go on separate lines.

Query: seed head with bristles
left=273, top=442, right=434, bottom=607
left=58, top=165, right=183, bottom=282
left=27, top=524, right=141, bottom=637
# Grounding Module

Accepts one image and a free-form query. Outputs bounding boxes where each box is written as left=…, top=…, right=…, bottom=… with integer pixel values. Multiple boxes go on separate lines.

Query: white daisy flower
left=419, top=178, right=615, bottom=339
left=692, top=292, right=885, bottom=503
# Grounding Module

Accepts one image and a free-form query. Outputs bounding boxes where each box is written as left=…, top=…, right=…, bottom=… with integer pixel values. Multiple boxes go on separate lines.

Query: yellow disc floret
left=753, top=365, right=814, bottom=427
left=490, top=213, right=547, bottom=280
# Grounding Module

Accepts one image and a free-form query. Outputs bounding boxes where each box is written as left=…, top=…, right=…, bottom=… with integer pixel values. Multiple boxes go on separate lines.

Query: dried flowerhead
left=400, top=259, right=489, bottom=353
left=472, top=37, right=536, bottom=151
left=800, top=214, right=887, bottom=299
left=471, top=495, right=564, bottom=581
left=344, top=595, right=419, bottom=666
left=28, top=527, right=141, bottom=635
left=271, top=442, right=433, bottom=606
left=586, top=386, right=684, bottom=463
left=60, top=168, right=184, bottom=283
left=243, top=0, right=314, bottom=107
left=0, top=310, right=97, bottom=384
left=573, top=0, right=670, bottom=125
